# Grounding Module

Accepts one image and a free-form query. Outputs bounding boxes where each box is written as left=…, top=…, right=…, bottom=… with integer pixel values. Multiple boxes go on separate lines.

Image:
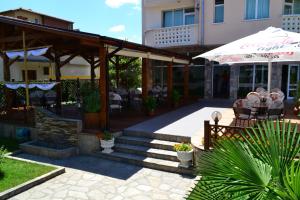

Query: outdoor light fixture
left=211, top=111, right=222, bottom=125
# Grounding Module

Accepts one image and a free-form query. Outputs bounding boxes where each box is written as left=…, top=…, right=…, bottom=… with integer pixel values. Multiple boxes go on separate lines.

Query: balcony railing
left=282, top=14, right=300, bottom=33
left=145, top=24, right=199, bottom=48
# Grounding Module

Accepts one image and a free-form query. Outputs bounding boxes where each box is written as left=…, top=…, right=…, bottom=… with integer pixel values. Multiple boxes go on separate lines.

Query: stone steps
left=123, top=129, right=191, bottom=143
left=116, top=136, right=177, bottom=151
left=114, top=143, right=179, bottom=162
left=94, top=151, right=194, bottom=176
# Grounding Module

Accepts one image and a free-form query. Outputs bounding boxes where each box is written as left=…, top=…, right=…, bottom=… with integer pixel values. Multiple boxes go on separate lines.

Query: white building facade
left=143, top=0, right=300, bottom=99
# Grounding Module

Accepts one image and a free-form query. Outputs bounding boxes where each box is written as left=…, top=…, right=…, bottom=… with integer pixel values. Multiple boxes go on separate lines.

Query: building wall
left=204, top=0, right=283, bottom=45
left=142, top=0, right=195, bottom=44
left=0, top=56, right=97, bottom=82
left=13, top=10, right=43, bottom=24
left=143, top=0, right=284, bottom=46
left=43, top=16, right=72, bottom=29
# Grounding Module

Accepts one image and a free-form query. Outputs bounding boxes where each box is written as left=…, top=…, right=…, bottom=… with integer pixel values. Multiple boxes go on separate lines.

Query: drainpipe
left=201, top=0, right=205, bottom=45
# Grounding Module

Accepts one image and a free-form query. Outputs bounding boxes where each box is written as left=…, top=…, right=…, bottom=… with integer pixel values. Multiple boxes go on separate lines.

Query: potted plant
left=100, top=131, right=114, bottom=154
left=81, top=82, right=101, bottom=129
left=144, top=96, right=157, bottom=116
left=172, top=89, right=182, bottom=108
left=174, top=143, right=193, bottom=168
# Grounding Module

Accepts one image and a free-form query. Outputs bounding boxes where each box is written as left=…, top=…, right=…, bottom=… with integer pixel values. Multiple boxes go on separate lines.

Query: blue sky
left=0, top=0, right=142, bottom=43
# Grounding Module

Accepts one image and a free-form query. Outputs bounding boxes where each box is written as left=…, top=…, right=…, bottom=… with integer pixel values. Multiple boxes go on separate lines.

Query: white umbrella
left=194, top=27, right=300, bottom=91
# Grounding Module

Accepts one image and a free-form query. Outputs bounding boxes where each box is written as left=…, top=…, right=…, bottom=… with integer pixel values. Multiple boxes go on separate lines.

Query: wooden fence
left=204, top=120, right=245, bottom=150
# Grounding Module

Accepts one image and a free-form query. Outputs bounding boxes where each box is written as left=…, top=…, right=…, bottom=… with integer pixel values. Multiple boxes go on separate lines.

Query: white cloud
left=117, top=35, right=141, bottom=44
left=109, top=25, right=125, bottom=33
left=105, top=0, right=140, bottom=8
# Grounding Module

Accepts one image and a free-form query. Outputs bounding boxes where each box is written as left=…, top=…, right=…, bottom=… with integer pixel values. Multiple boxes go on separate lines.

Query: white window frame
left=184, top=8, right=195, bottom=25
left=162, top=8, right=195, bottom=28
left=284, top=0, right=294, bottom=15
left=245, top=0, right=270, bottom=20
left=214, top=0, right=224, bottom=23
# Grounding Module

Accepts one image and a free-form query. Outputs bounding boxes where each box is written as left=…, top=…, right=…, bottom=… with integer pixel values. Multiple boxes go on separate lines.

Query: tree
left=108, top=56, right=141, bottom=89
left=187, top=121, right=300, bottom=200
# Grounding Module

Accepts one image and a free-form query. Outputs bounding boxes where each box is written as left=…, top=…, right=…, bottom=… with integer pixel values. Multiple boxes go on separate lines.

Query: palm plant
left=187, top=121, right=300, bottom=200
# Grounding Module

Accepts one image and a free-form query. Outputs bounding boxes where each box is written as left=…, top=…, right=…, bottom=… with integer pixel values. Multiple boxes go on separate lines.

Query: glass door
left=287, top=64, right=300, bottom=99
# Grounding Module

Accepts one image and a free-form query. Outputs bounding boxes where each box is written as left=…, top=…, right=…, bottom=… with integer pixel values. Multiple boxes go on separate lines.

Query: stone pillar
left=204, top=61, right=213, bottom=99
left=229, top=65, right=240, bottom=100
left=183, top=64, right=189, bottom=101
left=271, top=63, right=282, bottom=90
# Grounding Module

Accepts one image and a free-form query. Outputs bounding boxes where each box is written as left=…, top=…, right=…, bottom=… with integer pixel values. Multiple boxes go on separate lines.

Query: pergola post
left=54, top=54, right=62, bottom=114
left=99, top=46, right=109, bottom=130
left=90, top=55, right=96, bottom=88
left=2, top=54, right=10, bottom=81
left=116, top=56, right=120, bottom=88
left=142, top=58, right=150, bottom=101
left=167, top=62, right=173, bottom=102
left=183, top=64, right=189, bottom=102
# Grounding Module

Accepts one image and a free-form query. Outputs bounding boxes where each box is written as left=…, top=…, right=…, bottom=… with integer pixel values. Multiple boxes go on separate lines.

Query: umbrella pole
left=23, top=31, right=30, bottom=107
left=267, top=60, right=272, bottom=92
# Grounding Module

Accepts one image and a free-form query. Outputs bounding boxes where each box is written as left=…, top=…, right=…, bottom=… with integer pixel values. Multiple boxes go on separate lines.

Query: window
left=214, top=0, right=224, bottom=23
left=43, top=67, right=49, bottom=75
left=245, top=0, right=270, bottom=20
left=238, top=65, right=268, bottom=97
left=34, top=18, right=40, bottom=24
left=22, top=70, right=37, bottom=81
left=163, top=8, right=195, bottom=27
left=284, top=0, right=300, bottom=15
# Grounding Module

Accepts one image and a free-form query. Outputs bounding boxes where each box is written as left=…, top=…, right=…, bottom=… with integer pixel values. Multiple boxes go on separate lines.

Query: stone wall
left=229, top=65, right=240, bottom=100
left=204, top=61, right=213, bottom=99
left=35, top=108, right=82, bottom=148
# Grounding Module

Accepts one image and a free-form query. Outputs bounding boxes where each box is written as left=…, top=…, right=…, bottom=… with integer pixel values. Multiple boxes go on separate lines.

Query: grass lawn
left=0, top=137, right=20, bottom=153
left=0, top=158, right=56, bottom=192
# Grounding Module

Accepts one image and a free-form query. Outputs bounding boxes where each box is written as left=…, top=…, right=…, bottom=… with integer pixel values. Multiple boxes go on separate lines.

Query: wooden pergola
left=0, top=16, right=190, bottom=129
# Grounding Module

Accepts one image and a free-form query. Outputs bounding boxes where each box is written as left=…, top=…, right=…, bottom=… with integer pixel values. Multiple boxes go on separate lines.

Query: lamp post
left=211, top=111, right=222, bottom=140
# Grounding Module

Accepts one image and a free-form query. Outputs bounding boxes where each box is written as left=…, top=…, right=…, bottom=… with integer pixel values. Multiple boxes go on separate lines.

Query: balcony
left=145, top=24, right=199, bottom=48
left=282, top=14, right=300, bottom=33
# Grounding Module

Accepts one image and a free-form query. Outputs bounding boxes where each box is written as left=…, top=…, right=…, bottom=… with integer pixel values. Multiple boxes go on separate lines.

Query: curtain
left=163, top=11, right=173, bottom=27
left=246, top=0, right=256, bottom=19
left=257, top=0, right=270, bottom=18
left=185, top=15, right=195, bottom=25
left=214, top=5, right=224, bottom=23
left=174, top=9, right=183, bottom=26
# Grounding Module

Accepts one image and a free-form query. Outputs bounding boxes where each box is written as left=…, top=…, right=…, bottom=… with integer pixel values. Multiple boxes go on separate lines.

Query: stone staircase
left=94, top=130, right=195, bottom=176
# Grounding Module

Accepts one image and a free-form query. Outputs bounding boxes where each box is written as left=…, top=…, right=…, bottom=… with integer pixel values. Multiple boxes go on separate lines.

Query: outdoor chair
left=233, top=107, right=253, bottom=127
left=256, top=87, right=266, bottom=93
left=109, top=93, right=122, bottom=112
left=267, top=108, right=285, bottom=120
left=30, top=90, right=44, bottom=106
left=45, top=91, right=56, bottom=107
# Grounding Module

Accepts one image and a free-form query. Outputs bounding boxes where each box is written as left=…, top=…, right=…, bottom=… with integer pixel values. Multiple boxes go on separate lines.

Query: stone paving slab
left=10, top=154, right=197, bottom=200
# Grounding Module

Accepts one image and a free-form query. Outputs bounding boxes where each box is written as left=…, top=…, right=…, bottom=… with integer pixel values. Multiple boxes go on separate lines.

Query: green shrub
left=103, top=131, right=113, bottom=141
left=187, top=121, right=300, bottom=200
left=80, top=82, right=101, bottom=113
left=172, top=89, right=181, bottom=104
left=144, top=96, right=157, bottom=112
left=174, top=143, right=192, bottom=152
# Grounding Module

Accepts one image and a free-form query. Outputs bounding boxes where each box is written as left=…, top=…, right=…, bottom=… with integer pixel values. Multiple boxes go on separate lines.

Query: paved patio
left=10, top=154, right=196, bottom=200
left=125, top=99, right=235, bottom=147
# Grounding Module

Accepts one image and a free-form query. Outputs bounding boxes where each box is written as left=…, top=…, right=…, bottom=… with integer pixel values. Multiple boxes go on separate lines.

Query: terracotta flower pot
left=176, top=150, right=193, bottom=168
left=147, top=110, right=155, bottom=116
left=100, top=138, right=114, bottom=154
